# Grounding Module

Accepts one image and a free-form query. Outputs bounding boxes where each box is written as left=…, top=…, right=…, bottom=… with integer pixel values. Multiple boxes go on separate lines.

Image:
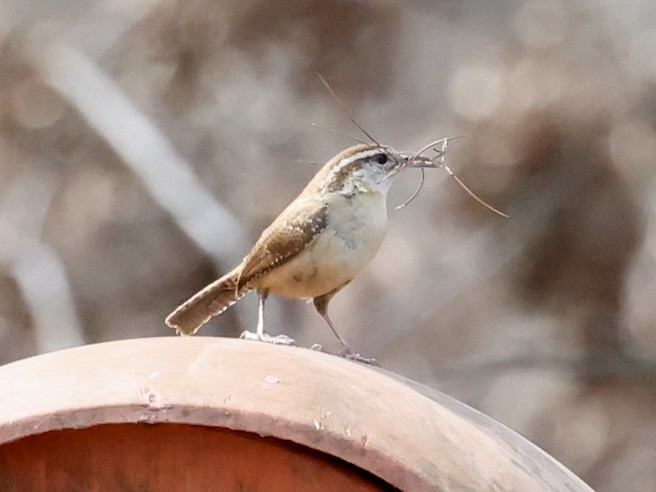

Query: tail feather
left=165, top=269, right=250, bottom=335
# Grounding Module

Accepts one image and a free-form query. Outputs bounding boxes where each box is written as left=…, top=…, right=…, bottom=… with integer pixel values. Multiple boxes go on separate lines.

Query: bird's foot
left=310, top=344, right=378, bottom=366
left=239, top=330, right=297, bottom=346
left=341, top=351, right=379, bottom=366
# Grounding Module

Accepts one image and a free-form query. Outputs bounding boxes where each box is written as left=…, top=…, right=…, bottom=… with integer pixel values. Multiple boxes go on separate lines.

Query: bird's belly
left=261, top=194, right=387, bottom=298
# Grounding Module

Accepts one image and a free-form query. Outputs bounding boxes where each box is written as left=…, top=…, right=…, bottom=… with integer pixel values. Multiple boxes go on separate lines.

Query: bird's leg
left=239, top=289, right=296, bottom=346
left=312, top=292, right=378, bottom=366
left=255, top=288, right=266, bottom=337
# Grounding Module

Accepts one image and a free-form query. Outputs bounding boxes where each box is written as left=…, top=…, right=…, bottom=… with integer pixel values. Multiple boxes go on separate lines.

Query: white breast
left=261, top=191, right=388, bottom=298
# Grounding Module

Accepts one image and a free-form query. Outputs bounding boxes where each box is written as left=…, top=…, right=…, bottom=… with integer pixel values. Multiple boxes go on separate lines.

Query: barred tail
left=165, top=269, right=250, bottom=336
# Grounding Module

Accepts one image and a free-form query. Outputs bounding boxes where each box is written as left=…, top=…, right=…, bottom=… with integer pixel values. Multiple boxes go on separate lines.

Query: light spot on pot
left=264, top=374, right=279, bottom=384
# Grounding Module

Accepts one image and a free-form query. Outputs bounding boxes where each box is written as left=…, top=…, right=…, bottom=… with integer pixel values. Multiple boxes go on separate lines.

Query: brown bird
left=165, top=143, right=435, bottom=362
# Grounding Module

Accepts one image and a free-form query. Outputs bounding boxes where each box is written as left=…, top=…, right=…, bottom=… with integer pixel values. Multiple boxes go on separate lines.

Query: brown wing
left=237, top=198, right=328, bottom=290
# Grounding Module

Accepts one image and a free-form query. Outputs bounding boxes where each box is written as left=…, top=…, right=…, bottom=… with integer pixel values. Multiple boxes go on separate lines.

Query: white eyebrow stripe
left=330, top=148, right=385, bottom=176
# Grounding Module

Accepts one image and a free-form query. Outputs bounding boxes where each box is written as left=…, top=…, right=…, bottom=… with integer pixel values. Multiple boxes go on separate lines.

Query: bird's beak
left=380, top=152, right=438, bottom=184
left=399, top=152, right=438, bottom=169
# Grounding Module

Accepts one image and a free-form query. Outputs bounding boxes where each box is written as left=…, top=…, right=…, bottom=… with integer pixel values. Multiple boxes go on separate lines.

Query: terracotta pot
left=0, top=337, right=592, bottom=491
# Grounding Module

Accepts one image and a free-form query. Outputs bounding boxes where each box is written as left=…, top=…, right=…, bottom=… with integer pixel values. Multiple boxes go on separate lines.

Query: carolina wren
left=165, top=143, right=435, bottom=361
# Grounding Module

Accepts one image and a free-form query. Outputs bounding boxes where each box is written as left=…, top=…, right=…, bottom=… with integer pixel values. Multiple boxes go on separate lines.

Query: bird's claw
left=310, top=343, right=378, bottom=366
left=239, top=331, right=297, bottom=346
left=341, top=351, right=379, bottom=366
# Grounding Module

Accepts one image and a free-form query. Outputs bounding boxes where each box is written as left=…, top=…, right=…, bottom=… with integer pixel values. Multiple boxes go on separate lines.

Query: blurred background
left=0, top=0, right=655, bottom=489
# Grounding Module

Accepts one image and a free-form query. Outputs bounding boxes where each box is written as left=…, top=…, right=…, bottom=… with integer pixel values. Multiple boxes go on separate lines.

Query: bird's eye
left=374, top=153, right=388, bottom=165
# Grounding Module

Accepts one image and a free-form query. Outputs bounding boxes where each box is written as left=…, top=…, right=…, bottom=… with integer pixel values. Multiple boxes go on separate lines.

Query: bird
left=165, top=143, right=435, bottom=363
